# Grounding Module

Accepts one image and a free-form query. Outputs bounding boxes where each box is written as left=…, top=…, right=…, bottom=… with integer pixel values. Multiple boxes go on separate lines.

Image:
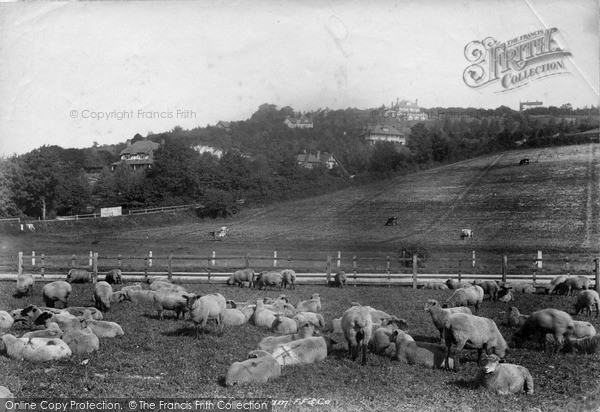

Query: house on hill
left=296, top=151, right=340, bottom=170
left=284, top=116, right=313, bottom=129
left=362, top=124, right=406, bottom=145
left=111, top=139, right=160, bottom=171
left=215, top=121, right=231, bottom=132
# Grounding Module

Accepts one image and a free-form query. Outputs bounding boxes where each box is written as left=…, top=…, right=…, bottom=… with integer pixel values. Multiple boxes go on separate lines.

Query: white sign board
left=101, top=206, right=122, bottom=217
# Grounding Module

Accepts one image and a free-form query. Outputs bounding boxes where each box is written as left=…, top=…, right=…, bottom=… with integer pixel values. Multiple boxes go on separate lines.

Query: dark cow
left=459, top=229, right=473, bottom=240
left=385, top=216, right=398, bottom=226
left=519, top=158, right=529, bottom=165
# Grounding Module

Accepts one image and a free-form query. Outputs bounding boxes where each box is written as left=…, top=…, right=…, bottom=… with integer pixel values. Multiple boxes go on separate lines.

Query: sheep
left=15, top=273, right=35, bottom=297
left=270, top=336, right=336, bottom=367
left=574, top=290, right=600, bottom=318
left=271, top=301, right=297, bottom=318
left=421, top=282, right=448, bottom=290
left=513, top=308, right=574, bottom=352
left=370, top=318, right=408, bottom=356
left=323, top=317, right=343, bottom=334
left=222, top=308, right=247, bottom=326
left=328, top=271, right=347, bottom=288
left=424, top=299, right=472, bottom=343
left=507, top=283, right=536, bottom=294
left=573, top=321, right=596, bottom=338
left=367, top=307, right=396, bottom=325
left=294, top=312, right=325, bottom=329
left=548, top=275, right=568, bottom=295
left=186, top=293, right=226, bottom=338
left=501, top=307, right=529, bottom=328
left=93, top=281, right=127, bottom=312
left=389, top=330, right=449, bottom=369
left=225, top=350, right=281, bottom=386
left=67, top=268, right=94, bottom=284
left=153, top=290, right=193, bottom=320
left=562, top=335, right=600, bottom=355
left=252, top=299, right=277, bottom=329
left=254, top=271, right=283, bottom=291
left=296, top=293, right=322, bottom=313
left=0, top=334, right=72, bottom=362
left=561, top=276, right=591, bottom=296
left=443, top=313, right=508, bottom=371
left=341, top=305, right=373, bottom=365
left=271, top=313, right=298, bottom=334
left=105, top=269, right=123, bottom=284
left=120, top=283, right=143, bottom=293
left=443, top=285, right=484, bottom=314
left=258, top=323, right=317, bottom=352
left=445, top=279, right=472, bottom=290
left=60, top=316, right=100, bottom=355
left=476, top=354, right=534, bottom=395
left=126, top=289, right=157, bottom=305
left=553, top=282, right=571, bottom=296
left=149, top=280, right=187, bottom=293
left=20, top=305, right=79, bottom=331
left=497, top=285, right=514, bottom=303
left=79, top=312, right=124, bottom=338
left=21, top=322, right=63, bottom=340
left=281, top=269, right=296, bottom=290
left=472, top=280, right=499, bottom=301
left=42, top=281, right=72, bottom=308
left=62, top=307, right=104, bottom=320
left=0, top=386, right=13, bottom=412
left=0, top=311, right=14, bottom=330
left=226, top=269, right=256, bottom=288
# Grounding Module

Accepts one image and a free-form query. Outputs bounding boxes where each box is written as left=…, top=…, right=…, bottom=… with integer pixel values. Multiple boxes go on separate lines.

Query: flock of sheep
left=1, top=267, right=599, bottom=401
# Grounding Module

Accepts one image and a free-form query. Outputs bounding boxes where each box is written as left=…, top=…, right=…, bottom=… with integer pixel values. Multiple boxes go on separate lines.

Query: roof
left=296, top=152, right=337, bottom=166
left=285, top=117, right=313, bottom=125
left=216, top=121, right=231, bottom=128
left=112, top=159, right=154, bottom=166
left=119, top=140, right=160, bottom=156
left=363, top=124, right=405, bottom=137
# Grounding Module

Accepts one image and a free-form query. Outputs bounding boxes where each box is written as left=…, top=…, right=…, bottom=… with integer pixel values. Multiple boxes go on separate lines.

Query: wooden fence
left=3, top=250, right=600, bottom=291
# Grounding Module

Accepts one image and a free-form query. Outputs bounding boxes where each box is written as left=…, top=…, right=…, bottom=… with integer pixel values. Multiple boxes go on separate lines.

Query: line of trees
left=0, top=104, right=597, bottom=220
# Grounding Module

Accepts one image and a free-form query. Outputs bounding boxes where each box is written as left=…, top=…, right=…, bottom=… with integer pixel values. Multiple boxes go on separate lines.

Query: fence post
left=386, top=256, right=391, bottom=283
left=565, top=256, right=570, bottom=276
left=89, top=251, right=93, bottom=267
left=92, top=252, right=98, bottom=282
left=412, top=254, right=418, bottom=289
left=458, top=259, right=462, bottom=282
left=18, top=252, right=23, bottom=276
left=537, top=251, right=543, bottom=269
left=472, top=251, right=475, bottom=268
left=273, top=251, right=277, bottom=268
left=144, top=256, right=149, bottom=282
left=326, top=255, right=332, bottom=283
left=118, top=254, right=122, bottom=269
left=212, top=251, right=216, bottom=267
left=245, top=254, right=250, bottom=269
left=149, top=251, right=153, bottom=268
left=71, top=254, right=76, bottom=267
left=207, top=255, right=212, bottom=284
left=532, top=255, right=537, bottom=284
left=595, top=258, right=599, bottom=293
left=168, top=253, right=173, bottom=281
left=32, top=251, right=35, bottom=267
left=41, top=253, right=45, bottom=278
left=337, top=251, right=341, bottom=268
left=502, top=255, right=508, bottom=283
left=352, top=256, right=357, bottom=283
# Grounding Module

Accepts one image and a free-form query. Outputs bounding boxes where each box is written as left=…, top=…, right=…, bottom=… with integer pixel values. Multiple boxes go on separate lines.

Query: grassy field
left=0, top=280, right=599, bottom=412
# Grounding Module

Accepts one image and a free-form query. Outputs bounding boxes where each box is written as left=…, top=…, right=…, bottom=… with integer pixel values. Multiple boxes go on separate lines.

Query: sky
left=0, top=0, right=598, bottom=156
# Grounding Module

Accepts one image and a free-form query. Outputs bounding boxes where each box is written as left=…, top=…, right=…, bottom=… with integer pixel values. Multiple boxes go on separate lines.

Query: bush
left=196, top=189, right=240, bottom=219
left=399, top=243, right=431, bottom=268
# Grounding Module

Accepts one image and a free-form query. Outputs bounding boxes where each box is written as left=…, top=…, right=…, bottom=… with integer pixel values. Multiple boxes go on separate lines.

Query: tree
left=407, top=123, right=433, bottom=164
left=0, top=158, right=21, bottom=217
left=54, top=165, right=91, bottom=216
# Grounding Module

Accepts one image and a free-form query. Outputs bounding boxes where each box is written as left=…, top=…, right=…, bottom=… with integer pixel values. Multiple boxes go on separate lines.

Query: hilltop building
left=284, top=116, right=313, bottom=129
left=111, top=139, right=160, bottom=171
left=387, top=98, right=428, bottom=121
left=362, top=124, right=406, bottom=145
left=296, top=151, right=339, bottom=169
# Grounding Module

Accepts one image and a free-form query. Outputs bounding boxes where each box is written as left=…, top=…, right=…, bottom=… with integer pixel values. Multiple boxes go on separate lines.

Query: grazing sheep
left=226, top=269, right=256, bottom=288
left=296, top=293, right=322, bottom=313
left=553, top=282, right=571, bottom=296
left=258, top=323, right=317, bottom=353
left=187, top=293, right=226, bottom=338
left=561, top=276, right=591, bottom=296
left=15, top=273, right=35, bottom=297
left=476, top=354, right=534, bottom=395
left=513, top=308, right=574, bottom=352
left=281, top=269, right=296, bottom=290
left=424, top=299, right=472, bottom=343
left=60, top=317, right=100, bottom=355
left=472, top=280, right=499, bottom=301
left=67, top=268, right=94, bottom=284
left=252, top=299, right=277, bottom=329
left=501, top=307, right=529, bottom=328
left=271, top=314, right=298, bottom=334
left=93, top=281, right=127, bottom=312
left=126, top=289, right=157, bottom=305
left=153, top=290, right=193, bottom=320
left=341, top=305, right=373, bottom=365
left=574, top=290, right=600, bottom=318
left=0, top=311, right=14, bottom=330
left=548, top=275, right=568, bottom=295
left=562, top=335, right=600, bottom=355
left=443, top=285, right=484, bottom=314
left=0, top=334, right=72, bottom=362
left=422, top=282, right=449, bottom=290
left=225, top=350, right=281, bottom=386
left=294, top=312, right=325, bottom=329
left=328, top=271, right=347, bottom=288
left=105, top=269, right=123, bottom=284
left=443, top=313, right=508, bottom=371
left=497, top=285, right=514, bottom=303
left=370, top=318, right=408, bottom=357
left=270, top=336, right=336, bottom=367
left=390, top=330, right=449, bottom=369
left=21, top=322, right=63, bottom=340
left=445, top=279, right=472, bottom=290
left=254, top=271, right=283, bottom=291
left=573, top=321, right=596, bottom=338
left=42, top=281, right=72, bottom=308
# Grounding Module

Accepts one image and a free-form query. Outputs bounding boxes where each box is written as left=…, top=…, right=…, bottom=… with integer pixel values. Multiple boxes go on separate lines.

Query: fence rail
left=3, top=250, right=599, bottom=290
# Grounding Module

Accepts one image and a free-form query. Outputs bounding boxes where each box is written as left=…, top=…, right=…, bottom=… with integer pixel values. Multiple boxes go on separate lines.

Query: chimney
left=126, top=139, right=132, bottom=147
left=317, top=150, right=321, bottom=160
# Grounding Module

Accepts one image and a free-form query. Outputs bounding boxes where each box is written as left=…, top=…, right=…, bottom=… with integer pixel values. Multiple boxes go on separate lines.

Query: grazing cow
left=460, top=229, right=473, bottom=240
left=519, top=158, right=530, bottom=165
left=26, top=223, right=35, bottom=231
left=209, top=226, right=228, bottom=241
left=385, top=216, right=398, bottom=226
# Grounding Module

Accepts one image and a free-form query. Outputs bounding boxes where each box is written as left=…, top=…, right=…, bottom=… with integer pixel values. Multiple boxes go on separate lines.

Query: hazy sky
left=0, top=0, right=598, bottom=156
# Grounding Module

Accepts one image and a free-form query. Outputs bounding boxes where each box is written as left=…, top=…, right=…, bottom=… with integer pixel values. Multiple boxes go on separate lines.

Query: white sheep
left=370, top=318, right=408, bottom=357
left=281, top=269, right=296, bottom=290
left=272, top=301, right=297, bottom=318
left=42, top=281, right=72, bottom=308
left=153, top=290, right=193, bottom=320
left=252, top=299, right=277, bottom=329
left=0, top=334, right=72, bottom=362
left=0, top=385, right=13, bottom=412
left=476, top=354, right=534, bottom=395
left=443, top=313, right=508, bottom=371
left=294, top=312, right=325, bottom=329
left=341, top=305, right=373, bottom=365
left=15, top=273, right=35, bottom=297
left=79, top=311, right=124, bottom=338
left=445, top=279, right=472, bottom=290
left=500, top=306, right=529, bottom=327
left=389, top=330, right=449, bottom=369
left=513, top=308, right=574, bottom=352
left=222, top=308, right=247, bottom=326
left=424, top=299, right=472, bottom=343
left=93, top=281, right=128, bottom=312
left=126, top=289, right=157, bottom=305
left=563, top=335, right=600, bottom=354
left=120, top=283, right=142, bottom=293
left=444, top=285, right=484, bottom=313
left=20, top=305, right=79, bottom=331
left=60, top=316, right=100, bottom=355
left=573, top=320, right=596, bottom=338
left=62, top=307, right=104, bottom=320
left=271, top=314, right=298, bottom=334
left=257, top=323, right=317, bottom=353
left=0, top=311, right=14, bottom=330
left=574, top=290, right=600, bottom=318
left=187, top=293, right=226, bottom=338
left=296, top=293, right=322, bottom=313
left=497, top=285, right=514, bottom=303
left=226, top=269, right=256, bottom=288
left=254, top=271, right=283, bottom=291
left=21, top=322, right=63, bottom=340
left=225, top=350, right=281, bottom=386
left=421, top=282, right=448, bottom=290
left=149, top=280, right=187, bottom=293
left=472, top=280, right=500, bottom=301
left=270, top=336, right=336, bottom=367
left=323, top=317, right=343, bottom=334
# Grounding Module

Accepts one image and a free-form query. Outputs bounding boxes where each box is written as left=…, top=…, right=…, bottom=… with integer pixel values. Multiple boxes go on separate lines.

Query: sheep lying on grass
left=424, top=299, right=472, bottom=343
left=62, top=307, right=103, bottom=320
left=389, top=330, right=450, bottom=369
left=272, top=314, right=297, bottom=334
left=80, top=312, right=124, bottom=339
left=443, top=285, right=484, bottom=314
left=445, top=279, right=472, bottom=290
left=21, top=322, right=63, bottom=340
left=370, top=318, right=409, bottom=357
left=42, top=281, right=72, bottom=308
left=67, top=269, right=94, bottom=284
left=0, top=311, right=14, bottom=330
left=443, top=313, right=508, bottom=371
left=294, top=312, right=325, bottom=329
left=513, top=308, right=574, bottom=352
left=0, top=334, right=72, bottom=362
left=120, top=283, right=142, bottom=293
left=222, top=308, right=247, bottom=326
left=574, top=290, right=600, bottom=318
left=252, top=299, right=277, bottom=329
left=497, top=285, right=514, bottom=303
left=562, top=335, right=600, bottom=354
left=272, top=301, right=296, bottom=318
left=281, top=269, right=296, bottom=290
left=225, top=350, right=281, bottom=386
left=341, top=305, right=373, bottom=365
left=149, top=280, right=187, bottom=293
left=187, top=293, right=226, bottom=338
left=270, top=336, right=336, bottom=367
left=258, top=323, right=317, bottom=353
left=60, top=317, right=100, bottom=355
left=20, top=305, right=78, bottom=331
left=476, top=354, right=534, bottom=395
left=421, top=282, right=448, bottom=290
left=296, top=293, right=321, bottom=313
left=15, top=273, right=35, bottom=297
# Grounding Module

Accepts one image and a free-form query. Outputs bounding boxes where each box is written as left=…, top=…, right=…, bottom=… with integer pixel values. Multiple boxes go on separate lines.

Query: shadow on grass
left=162, top=325, right=222, bottom=338
left=447, top=378, right=479, bottom=390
